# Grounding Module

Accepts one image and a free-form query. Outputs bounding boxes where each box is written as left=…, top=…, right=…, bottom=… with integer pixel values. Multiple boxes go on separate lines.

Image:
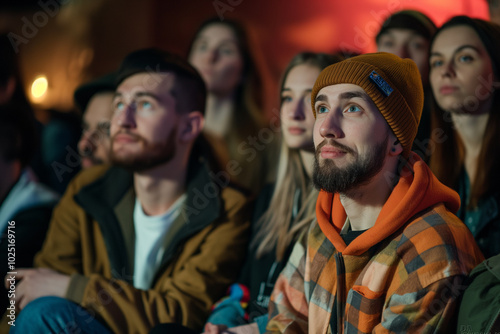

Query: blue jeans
left=10, top=296, right=112, bottom=334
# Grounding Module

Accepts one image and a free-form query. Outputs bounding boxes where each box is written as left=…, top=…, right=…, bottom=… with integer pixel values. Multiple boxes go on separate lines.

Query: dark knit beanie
left=376, top=10, right=437, bottom=43
left=311, top=52, right=424, bottom=158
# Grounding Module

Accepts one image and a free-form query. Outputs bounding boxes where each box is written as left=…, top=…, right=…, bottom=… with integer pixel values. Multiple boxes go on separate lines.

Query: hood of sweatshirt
left=316, top=152, right=460, bottom=255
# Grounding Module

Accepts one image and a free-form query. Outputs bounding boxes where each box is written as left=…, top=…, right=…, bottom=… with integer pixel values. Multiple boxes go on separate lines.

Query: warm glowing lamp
left=31, top=76, right=48, bottom=99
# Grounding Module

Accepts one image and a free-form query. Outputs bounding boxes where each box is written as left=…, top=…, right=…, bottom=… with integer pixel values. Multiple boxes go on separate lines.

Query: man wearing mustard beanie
left=266, top=53, right=483, bottom=333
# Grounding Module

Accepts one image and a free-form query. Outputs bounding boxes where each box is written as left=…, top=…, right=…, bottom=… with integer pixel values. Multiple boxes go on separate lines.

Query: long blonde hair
left=252, top=52, right=343, bottom=260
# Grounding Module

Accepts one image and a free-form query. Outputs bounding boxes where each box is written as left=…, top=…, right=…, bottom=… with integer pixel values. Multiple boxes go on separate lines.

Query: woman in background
left=429, top=16, right=500, bottom=258
left=188, top=18, right=277, bottom=196
left=204, top=52, right=343, bottom=334
left=376, top=9, right=437, bottom=160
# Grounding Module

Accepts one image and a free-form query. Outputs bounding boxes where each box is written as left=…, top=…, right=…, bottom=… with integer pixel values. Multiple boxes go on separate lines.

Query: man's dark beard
left=312, top=135, right=388, bottom=194
left=110, top=129, right=176, bottom=172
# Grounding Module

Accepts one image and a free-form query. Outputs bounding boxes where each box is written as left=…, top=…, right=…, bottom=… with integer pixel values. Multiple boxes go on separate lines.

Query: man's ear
left=179, top=111, right=204, bottom=143
left=389, top=136, right=403, bottom=156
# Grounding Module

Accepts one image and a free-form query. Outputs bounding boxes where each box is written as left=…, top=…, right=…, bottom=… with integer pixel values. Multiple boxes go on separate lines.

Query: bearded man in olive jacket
left=8, top=49, right=251, bottom=334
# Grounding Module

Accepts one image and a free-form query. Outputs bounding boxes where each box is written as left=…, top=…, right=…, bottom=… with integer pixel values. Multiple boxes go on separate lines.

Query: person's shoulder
left=401, top=202, right=468, bottom=243
left=396, top=203, right=482, bottom=278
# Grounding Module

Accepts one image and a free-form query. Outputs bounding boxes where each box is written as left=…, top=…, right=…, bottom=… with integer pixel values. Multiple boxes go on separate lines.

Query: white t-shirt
left=133, top=194, right=186, bottom=290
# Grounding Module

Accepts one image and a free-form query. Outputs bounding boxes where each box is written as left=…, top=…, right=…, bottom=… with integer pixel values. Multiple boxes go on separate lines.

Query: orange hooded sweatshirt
left=267, top=153, right=484, bottom=333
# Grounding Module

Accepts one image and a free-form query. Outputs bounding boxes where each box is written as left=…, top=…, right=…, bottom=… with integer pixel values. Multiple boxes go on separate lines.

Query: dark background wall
left=0, top=0, right=489, bottom=119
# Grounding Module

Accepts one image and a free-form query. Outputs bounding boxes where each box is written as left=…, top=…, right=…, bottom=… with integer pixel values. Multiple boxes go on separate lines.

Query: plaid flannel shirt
left=267, top=154, right=484, bottom=333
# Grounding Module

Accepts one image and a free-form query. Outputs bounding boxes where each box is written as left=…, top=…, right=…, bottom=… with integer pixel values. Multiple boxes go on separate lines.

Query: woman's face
left=377, top=28, right=430, bottom=84
left=429, top=25, right=495, bottom=115
left=280, top=63, right=320, bottom=151
left=188, top=23, right=244, bottom=97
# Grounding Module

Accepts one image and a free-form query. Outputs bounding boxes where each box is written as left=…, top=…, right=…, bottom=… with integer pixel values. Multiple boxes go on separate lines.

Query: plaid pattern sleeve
left=266, top=230, right=309, bottom=333
left=266, top=204, right=483, bottom=334
left=371, top=205, right=483, bottom=333
left=376, top=276, right=466, bottom=333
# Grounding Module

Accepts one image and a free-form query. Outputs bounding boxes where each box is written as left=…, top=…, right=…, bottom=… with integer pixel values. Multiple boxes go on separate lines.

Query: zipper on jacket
left=335, top=252, right=346, bottom=334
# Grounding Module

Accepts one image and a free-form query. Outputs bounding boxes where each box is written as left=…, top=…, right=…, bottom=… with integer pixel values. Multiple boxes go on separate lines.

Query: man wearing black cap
left=74, top=73, right=116, bottom=169
left=8, top=49, right=251, bottom=333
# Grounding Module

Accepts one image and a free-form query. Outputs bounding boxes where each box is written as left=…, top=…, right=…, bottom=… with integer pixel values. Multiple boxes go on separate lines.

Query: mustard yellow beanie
left=311, top=52, right=423, bottom=158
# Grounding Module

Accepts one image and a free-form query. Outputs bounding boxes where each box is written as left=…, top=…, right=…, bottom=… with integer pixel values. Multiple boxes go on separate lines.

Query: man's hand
left=4, top=268, right=70, bottom=311
left=203, top=323, right=259, bottom=334
left=204, top=323, right=229, bottom=334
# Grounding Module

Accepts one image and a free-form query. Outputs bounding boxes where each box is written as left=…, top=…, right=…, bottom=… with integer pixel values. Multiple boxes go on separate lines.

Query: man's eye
left=345, top=105, right=361, bottom=113
left=138, top=101, right=152, bottom=110
left=317, top=106, right=328, bottom=114
left=114, top=101, right=125, bottom=112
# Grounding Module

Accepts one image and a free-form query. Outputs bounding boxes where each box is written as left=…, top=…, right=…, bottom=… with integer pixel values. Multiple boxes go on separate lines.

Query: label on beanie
left=369, top=71, right=393, bottom=97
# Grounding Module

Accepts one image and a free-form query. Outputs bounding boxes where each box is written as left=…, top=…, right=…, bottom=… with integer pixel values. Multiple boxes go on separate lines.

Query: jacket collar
left=74, top=155, right=221, bottom=283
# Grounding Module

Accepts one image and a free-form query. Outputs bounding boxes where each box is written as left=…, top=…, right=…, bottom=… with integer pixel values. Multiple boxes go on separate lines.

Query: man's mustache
left=111, top=130, right=145, bottom=143
left=316, top=139, right=355, bottom=155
